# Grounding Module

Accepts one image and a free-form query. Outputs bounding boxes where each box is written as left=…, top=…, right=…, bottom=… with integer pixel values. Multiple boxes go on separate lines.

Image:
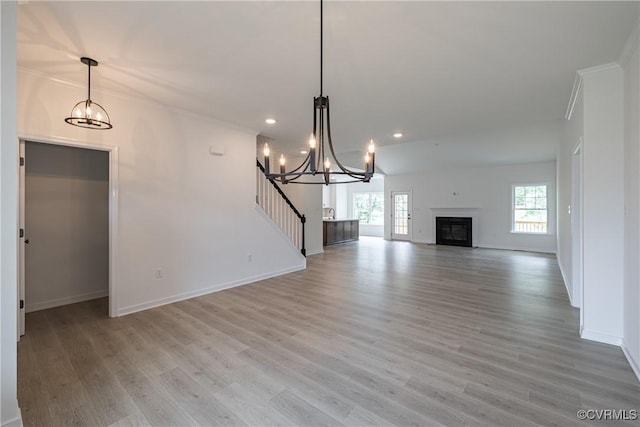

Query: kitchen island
left=323, top=219, right=359, bottom=246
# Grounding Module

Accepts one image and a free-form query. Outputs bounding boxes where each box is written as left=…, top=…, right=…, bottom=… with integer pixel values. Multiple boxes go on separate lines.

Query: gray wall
left=25, top=142, right=109, bottom=312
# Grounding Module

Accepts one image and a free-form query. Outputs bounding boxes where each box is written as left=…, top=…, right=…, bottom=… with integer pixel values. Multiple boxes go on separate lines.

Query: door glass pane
left=394, top=194, right=408, bottom=235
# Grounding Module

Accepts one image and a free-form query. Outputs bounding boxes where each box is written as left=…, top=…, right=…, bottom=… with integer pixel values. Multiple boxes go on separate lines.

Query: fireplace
left=436, top=217, right=472, bottom=247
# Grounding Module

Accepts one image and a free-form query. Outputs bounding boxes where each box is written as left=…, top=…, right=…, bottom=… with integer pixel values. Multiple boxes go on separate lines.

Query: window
left=353, top=192, right=384, bottom=225
left=512, top=184, right=548, bottom=233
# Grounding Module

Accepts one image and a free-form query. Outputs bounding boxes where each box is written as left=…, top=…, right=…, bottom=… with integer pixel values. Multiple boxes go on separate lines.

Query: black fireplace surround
left=436, top=216, right=472, bottom=247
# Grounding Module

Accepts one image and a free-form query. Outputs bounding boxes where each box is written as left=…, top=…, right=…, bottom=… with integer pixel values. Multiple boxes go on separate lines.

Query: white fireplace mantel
left=430, top=208, right=480, bottom=248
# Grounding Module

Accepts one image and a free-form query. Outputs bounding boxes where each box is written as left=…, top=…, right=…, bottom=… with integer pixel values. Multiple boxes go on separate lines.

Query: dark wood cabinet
left=323, top=219, right=359, bottom=246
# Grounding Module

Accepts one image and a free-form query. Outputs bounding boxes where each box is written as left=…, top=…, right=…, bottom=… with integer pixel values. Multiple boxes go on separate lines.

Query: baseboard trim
left=26, top=290, right=108, bottom=313
left=478, top=244, right=556, bottom=254
left=420, top=240, right=555, bottom=254
left=556, top=258, right=575, bottom=307
left=306, top=248, right=324, bottom=256
left=622, top=340, right=640, bottom=383
left=581, top=329, right=622, bottom=346
left=1, top=407, right=22, bottom=427
left=117, top=264, right=306, bottom=317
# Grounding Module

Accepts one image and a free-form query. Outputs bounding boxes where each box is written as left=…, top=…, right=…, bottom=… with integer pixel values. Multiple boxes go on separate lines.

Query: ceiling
left=17, top=1, right=639, bottom=174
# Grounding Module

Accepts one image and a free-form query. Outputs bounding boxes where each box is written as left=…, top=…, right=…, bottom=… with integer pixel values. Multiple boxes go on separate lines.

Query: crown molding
left=567, top=62, right=623, bottom=120
left=577, top=62, right=621, bottom=77
left=565, top=19, right=638, bottom=119
left=618, top=19, right=639, bottom=68
left=565, top=73, right=582, bottom=120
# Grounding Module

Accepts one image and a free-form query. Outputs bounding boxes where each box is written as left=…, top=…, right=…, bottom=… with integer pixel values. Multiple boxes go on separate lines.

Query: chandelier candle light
left=65, top=57, right=112, bottom=130
left=263, top=0, right=375, bottom=185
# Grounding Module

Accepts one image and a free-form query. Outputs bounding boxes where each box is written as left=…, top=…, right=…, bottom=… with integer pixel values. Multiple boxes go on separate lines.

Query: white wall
left=622, top=25, right=640, bottom=379
left=17, top=69, right=305, bottom=316
left=579, top=65, right=625, bottom=345
left=335, top=185, right=348, bottom=221
left=277, top=181, right=323, bottom=256
left=1, top=2, right=21, bottom=426
left=322, top=185, right=331, bottom=209
left=385, top=161, right=557, bottom=253
left=557, top=90, right=583, bottom=305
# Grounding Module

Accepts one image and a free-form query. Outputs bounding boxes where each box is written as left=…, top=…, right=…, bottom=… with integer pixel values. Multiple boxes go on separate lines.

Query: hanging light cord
left=87, top=61, right=92, bottom=102
left=320, top=0, right=323, bottom=97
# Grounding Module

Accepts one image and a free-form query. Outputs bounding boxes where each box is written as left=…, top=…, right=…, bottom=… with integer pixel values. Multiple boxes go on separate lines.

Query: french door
left=391, top=191, right=412, bottom=241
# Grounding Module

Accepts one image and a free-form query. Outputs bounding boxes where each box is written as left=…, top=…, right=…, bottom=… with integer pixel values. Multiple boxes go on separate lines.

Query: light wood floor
left=18, top=238, right=639, bottom=426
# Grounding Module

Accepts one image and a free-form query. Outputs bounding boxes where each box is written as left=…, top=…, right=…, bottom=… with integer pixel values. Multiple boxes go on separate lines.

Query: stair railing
left=256, top=160, right=306, bottom=256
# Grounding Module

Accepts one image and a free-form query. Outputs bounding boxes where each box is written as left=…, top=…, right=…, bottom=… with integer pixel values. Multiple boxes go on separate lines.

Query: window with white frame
left=512, top=184, right=548, bottom=233
left=353, top=192, right=384, bottom=225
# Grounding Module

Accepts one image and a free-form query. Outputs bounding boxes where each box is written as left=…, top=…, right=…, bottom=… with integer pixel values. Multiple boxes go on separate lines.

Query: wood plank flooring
left=18, top=238, right=639, bottom=426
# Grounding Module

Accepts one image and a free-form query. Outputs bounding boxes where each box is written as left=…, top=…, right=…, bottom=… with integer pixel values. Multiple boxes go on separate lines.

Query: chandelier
left=262, top=0, right=375, bottom=185
left=65, top=57, right=112, bottom=130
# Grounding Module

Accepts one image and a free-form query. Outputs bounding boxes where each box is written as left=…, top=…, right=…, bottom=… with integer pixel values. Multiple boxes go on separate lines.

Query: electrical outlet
left=247, top=254, right=253, bottom=262
left=155, top=268, right=163, bottom=279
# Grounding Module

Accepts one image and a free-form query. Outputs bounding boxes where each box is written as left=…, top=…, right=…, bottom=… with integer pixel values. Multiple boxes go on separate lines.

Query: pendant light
left=65, top=57, right=112, bottom=130
left=262, top=0, right=375, bottom=185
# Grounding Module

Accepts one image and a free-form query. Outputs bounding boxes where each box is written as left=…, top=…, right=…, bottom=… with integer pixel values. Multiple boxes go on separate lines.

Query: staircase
left=256, top=160, right=306, bottom=256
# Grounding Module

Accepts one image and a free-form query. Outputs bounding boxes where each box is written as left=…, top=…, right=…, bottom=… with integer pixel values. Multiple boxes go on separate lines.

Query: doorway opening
left=18, top=138, right=118, bottom=336
left=322, top=174, right=385, bottom=239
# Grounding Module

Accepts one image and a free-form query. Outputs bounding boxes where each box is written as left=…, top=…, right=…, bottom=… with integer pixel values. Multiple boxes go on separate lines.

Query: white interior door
left=391, top=191, right=412, bottom=241
left=18, top=140, right=26, bottom=337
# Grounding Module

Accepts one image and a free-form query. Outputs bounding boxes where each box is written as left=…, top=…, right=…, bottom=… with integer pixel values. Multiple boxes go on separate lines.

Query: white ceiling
left=17, top=1, right=639, bottom=174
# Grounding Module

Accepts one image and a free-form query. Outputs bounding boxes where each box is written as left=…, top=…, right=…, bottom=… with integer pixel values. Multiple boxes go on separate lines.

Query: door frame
left=18, top=141, right=25, bottom=335
left=390, top=190, right=412, bottom=241
left=18, top=135, right=119, bottom=335
left=572, top=139, right=584, bottom=324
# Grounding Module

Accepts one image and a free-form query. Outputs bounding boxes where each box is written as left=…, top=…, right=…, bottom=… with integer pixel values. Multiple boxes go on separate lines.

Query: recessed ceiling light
left=265, top=118, right=276, bottom=125
left=393, top=132, right=403, bottom=138
left=300, top=150, right=308, bottom=155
